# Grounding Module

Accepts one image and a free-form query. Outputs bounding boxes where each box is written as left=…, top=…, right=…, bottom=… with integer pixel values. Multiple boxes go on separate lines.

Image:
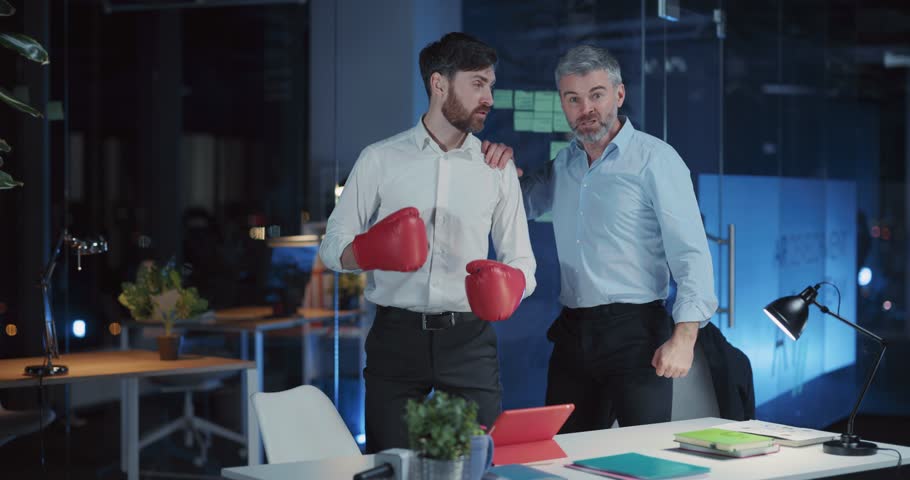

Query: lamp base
left=24, top=364, right=69, bottom=377
left=823, top=434, right=878, bottom=456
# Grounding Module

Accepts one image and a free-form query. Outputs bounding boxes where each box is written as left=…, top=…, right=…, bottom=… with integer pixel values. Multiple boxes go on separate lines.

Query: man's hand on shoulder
left=481, top=140, right=522, bottom=177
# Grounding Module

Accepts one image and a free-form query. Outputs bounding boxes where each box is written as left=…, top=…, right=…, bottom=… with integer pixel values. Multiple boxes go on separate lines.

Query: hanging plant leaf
left=0, top=86, right=42, bottom=117
left=0, top=33, right=49, bottom=65
left=0, top=170, right=23, bottom=189
left=0, top=1, right=15, bottom=17
left=0, top=138, right=9, bottom=152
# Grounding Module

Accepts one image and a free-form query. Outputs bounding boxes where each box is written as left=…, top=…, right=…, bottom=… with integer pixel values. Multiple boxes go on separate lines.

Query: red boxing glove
left=352, top=207, right=428, bottom=271
left=465, top=259, right=526, bottom=321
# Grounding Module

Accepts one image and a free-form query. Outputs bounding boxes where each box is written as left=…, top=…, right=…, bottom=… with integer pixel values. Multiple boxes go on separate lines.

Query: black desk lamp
left=763, top=283, right=886, bottom=456
left=24, top=230, right=108, bottom=377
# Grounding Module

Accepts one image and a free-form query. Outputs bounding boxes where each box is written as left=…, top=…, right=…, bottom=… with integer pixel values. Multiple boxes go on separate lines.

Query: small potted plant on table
left=405, top=391, right=484, bottom=480
left=118, top=261, right=208, bottom=360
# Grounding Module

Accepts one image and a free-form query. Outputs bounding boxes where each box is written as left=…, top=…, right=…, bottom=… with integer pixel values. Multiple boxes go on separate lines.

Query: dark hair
left=419, top=32, right=497, bottom=98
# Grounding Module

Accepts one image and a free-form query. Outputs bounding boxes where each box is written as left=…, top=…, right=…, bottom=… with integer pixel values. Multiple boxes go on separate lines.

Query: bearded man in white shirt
left=319, top=32, right=536, bottom=453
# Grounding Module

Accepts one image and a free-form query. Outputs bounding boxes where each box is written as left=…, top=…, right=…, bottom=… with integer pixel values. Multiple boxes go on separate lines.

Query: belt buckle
left=421, top=312, right=456, bottom=331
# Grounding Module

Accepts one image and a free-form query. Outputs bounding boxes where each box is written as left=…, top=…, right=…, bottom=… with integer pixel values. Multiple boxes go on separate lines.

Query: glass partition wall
left=464, top=0, right=910, bottom=429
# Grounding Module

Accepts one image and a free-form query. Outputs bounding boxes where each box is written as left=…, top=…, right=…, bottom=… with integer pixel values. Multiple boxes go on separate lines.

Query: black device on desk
left=352, top=449, right=416, bottom=480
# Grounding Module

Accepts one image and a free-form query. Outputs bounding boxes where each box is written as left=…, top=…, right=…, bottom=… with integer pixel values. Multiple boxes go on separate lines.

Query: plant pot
left=420, top=456, right=466, bottom=480
left=157, top=334, right=180, bottom=361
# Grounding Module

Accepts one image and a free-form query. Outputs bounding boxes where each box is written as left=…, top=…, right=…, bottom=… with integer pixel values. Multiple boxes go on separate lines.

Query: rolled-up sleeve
left=318, top=147, right=381, bottom=273
left=491, top=162, right=537, bottom=298
left=646, top=146, right=718, bottom=325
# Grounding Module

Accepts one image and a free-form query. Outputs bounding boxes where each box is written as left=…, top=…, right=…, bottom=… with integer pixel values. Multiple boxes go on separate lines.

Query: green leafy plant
left=118, top=262, right=209, bottom=336
left=405, top=391, right=484, bottom=461
left=1, top=1, right=50, bottom=189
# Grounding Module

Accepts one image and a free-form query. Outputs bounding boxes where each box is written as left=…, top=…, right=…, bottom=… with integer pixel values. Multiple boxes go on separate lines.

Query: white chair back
left=251, top=385, right=361, bottom=463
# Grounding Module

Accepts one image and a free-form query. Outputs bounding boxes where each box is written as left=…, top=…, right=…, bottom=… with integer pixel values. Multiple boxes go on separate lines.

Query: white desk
left=222, top=417, right=909, bottom=480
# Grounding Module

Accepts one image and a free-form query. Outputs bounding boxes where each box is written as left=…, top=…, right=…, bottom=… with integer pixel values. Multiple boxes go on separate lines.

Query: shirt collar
left=413, top=116, right=480, bottom=157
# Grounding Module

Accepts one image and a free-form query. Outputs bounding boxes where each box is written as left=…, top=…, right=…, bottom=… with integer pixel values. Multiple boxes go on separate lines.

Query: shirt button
left=576, top=240, right=581, bottom=244
left=583, top=183, right=588, bottom=188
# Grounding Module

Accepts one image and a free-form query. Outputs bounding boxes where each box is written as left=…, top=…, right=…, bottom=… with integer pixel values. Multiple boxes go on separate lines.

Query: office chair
left=251, top=384, right=360, bottom=463
left=671, top=341, right=721, bottom=421
left=0, top=402, right=56, bottom=447
left=137, top=333, right=246, bottom=467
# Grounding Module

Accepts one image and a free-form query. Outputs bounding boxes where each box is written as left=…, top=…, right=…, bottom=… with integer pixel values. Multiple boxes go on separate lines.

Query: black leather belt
left=567, top=300, right=665, bottom=317
left=377, top=305, right=475, bottom=330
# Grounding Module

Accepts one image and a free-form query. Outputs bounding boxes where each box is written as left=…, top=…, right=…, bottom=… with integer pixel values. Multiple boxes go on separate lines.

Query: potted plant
left=334, top=272, right=365, bottom=310
left=1, top=1, right=50, bottom=189
left=405, top=391, right=484, bottom=480
left=118, top=261, right=209, bottom=360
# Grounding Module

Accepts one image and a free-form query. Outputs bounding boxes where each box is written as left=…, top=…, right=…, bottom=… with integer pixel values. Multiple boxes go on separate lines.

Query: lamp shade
left=762, top=286, right=818, bottom=341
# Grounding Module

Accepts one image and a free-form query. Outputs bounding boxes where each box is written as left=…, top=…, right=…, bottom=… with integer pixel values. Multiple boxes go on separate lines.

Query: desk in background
left=0, top=350, right=259, bottom=480
left=121, top=306, right=361, bottom=392
left=221, top=417, right=909, bottom=480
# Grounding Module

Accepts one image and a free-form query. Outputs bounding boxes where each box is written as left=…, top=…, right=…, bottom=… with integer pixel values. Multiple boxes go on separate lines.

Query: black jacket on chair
left=697, top=322, right=756, bottom=420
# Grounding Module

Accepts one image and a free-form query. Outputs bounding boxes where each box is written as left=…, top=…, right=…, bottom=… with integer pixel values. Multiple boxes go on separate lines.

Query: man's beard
left=442, top=88, right=489, bottom=133
left=572, top=110, right=613, bottom=144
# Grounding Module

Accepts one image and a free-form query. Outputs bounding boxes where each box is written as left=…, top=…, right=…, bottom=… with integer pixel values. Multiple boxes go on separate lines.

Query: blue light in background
left=356, top=433, right=366, bottom=445
left=73, top=319, right=86, bottom=338
left=858, top=267, right=872, bottom=287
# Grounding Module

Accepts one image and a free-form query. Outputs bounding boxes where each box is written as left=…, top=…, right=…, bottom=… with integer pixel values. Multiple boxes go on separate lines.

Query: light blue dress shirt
left=522, top=116, right=718, bottom=324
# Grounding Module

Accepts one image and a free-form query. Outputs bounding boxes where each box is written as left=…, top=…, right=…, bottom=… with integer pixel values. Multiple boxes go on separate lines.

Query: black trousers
left=545, top=301, right=674, bottom=433
left=363, top=306, right=502, bottom=454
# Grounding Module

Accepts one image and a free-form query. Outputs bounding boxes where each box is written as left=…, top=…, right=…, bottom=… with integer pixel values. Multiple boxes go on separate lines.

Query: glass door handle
left=707, top=223, right=735, bottom=328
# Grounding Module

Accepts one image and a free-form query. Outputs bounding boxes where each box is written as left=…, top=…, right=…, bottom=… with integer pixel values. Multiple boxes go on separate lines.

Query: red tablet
left=488, top=404, right=575, bottom=465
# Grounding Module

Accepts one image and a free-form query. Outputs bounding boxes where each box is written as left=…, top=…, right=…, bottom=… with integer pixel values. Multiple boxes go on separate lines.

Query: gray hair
left=554, top=45, right=622, bottom=88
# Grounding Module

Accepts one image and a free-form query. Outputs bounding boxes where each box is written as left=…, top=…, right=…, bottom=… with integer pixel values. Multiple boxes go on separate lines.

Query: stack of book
left=673, top=428, right=780, bottom=458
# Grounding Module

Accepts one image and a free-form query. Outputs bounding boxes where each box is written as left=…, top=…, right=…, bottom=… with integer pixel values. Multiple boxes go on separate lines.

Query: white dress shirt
left=319, top=119, right=537, bottom=313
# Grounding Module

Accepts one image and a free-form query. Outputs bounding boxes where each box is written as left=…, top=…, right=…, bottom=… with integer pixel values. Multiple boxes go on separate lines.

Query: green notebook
left=570, top=452, right=710, bottom=479
left=674, top=428, right=774, bottom=452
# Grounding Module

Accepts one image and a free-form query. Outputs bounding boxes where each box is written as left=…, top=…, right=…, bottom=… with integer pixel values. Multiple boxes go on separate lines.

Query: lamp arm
left=41, top=229, right=71, bottom=286
left=814, top=302, right=884, bottom=344
left=815, top=301, right=887, bottom=437
left=38, top=229, right=72, bottom=362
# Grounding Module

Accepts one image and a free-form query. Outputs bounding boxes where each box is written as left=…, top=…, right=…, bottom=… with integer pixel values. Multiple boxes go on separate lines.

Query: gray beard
left=574, top=122, right=610, bottom=144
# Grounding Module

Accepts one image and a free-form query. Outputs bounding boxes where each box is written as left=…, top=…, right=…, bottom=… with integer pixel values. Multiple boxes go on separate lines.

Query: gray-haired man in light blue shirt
left=483, top=45, right=718, bottom=432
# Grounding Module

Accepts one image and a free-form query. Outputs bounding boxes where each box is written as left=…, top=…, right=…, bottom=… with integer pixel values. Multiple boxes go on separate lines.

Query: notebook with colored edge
left=485, top=464, right=567, bottom=479
left=489, top=404, right=575, bottom=465
left=570, top=452, right=711, bottom=480
left=673, top=428, right=774, bottom=452
left=677, top=441, right=780, bottom=458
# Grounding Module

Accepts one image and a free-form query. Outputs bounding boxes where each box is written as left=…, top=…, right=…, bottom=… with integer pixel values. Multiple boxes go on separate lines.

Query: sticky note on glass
left=514, top=111, right=534, bottom=132
left=550, top=141, right=570, bottom=159
left=535, top=211, right=554, bottom=223
left=532, top=112, right=553, bottom=133
left=514, top=90, right=534, bottom=110
left=534, top=91, right=556, bottom=112
left=553, top=112, right=572, bottom=132
left=493, top=89, right=513, bottom=109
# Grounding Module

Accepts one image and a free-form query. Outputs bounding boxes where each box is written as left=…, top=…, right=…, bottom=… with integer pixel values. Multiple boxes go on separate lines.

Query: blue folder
left=570, top=452, right=710, bottom=479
